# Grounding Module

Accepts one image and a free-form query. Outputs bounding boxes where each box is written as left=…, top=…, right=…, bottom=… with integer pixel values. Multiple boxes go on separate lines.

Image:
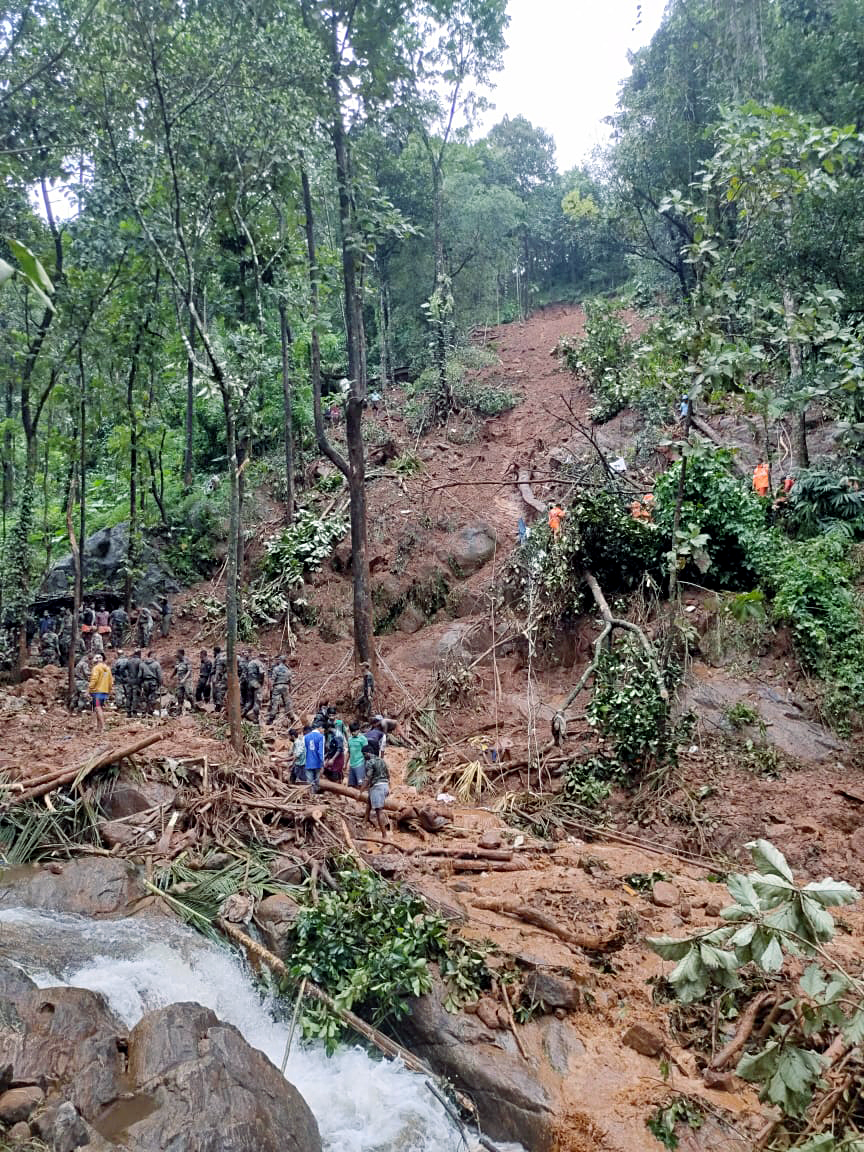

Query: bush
left=261, top=507, right=348, bottom=587
left=558, top=299, right=635, bottom=422
left=404, top=345, right=517, bottom=433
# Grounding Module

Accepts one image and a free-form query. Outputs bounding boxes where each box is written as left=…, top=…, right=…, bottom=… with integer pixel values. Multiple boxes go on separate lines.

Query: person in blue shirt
left=303, top=718, right=325, bottom=794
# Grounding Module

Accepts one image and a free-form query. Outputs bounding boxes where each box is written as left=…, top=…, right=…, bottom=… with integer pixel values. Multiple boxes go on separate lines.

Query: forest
left=4, top=1, right=864, bottom=1149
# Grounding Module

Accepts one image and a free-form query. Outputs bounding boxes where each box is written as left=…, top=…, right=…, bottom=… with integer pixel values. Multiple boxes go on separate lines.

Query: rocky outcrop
left=0, top=961, right=321, bottom=1152
left=39, top=523, right=178, bottom=605
left=438, top=522, right=497, bottom=576
left=397, top=979, right=555, bottom=1151
left=0, top=858, right=147, bottom=919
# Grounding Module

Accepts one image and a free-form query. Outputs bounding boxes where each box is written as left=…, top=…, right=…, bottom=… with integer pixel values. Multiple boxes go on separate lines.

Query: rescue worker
left=109, top=605, right=129, bottom=649
left=159, top=595, right=172, bottom=639
left=126, top=649, right=143, bottom=716
left=80, top=603, right=96, bottom=650
left=40, top=627, right=61, bottom=667
left=58, top=610, right=73, bottom=664
left=73, top=652, right=91, bottom=711
left=140, top=650, right=163, bottom=713
left=195, top=649, right=213, bottom=704
left=91, top=629, right=105, bottom=658
left=136, top=605, right=154, bottom=649
left=113, top=650, right=129, bottom=712
left=267, top=656, right=294, bottom=723
left=172, top=649, right=192, bottom=713
left=753, top=462, right=771, bottom=498
left=88, top=653, right=113, bottom=734
left=548, top=504, right=565, bottom=536
left=243, top=652, right=266, bottom=721
left=211, top=646, right=227, bottom=709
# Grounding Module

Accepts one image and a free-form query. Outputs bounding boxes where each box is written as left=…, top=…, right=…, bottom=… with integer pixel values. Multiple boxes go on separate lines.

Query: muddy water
left=0, top=906, right=514, bottom=1152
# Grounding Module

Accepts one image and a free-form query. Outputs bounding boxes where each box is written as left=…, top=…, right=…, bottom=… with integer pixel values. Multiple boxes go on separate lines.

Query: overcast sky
left=476, top=0, right=668, bottom=171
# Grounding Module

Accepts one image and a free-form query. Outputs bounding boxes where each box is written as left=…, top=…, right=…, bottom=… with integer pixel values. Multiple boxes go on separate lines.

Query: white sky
left=477, top=0, right=669, bottom=171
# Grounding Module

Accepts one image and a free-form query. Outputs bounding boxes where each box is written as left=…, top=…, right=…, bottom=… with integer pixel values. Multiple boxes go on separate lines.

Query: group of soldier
left=70, top=644, right=296, bottom=724
left=35, top=596, right=173, bottom=667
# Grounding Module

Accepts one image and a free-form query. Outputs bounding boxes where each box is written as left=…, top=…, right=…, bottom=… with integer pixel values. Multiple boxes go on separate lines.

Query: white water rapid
left=0, top=906, right=511, bottom=1152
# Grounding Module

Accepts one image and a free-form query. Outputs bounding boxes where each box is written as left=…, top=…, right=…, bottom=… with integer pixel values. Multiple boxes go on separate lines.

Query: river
left=0, top=906, right=508, bottom=1152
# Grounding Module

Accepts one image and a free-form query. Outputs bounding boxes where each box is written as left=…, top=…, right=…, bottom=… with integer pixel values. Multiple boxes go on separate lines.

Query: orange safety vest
left=548, top=506, right=564, bottom=535
left=753, top=463, right=771, bottom=497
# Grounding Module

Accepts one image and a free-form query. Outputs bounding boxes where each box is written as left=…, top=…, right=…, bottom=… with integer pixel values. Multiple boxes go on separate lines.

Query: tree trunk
left=431, top=164, right=452, bottom=416
left=279, top=299, right=295, bottom=524
left=2, top=372, right=13, bottom=514
left=783, top=287, right=809, bottom=469
left=224, top=409, right=243, bottom=751
left=78, top=349, right=86, bottom=605
left=328, top=35, right=375, bottom=674
left=126, top=364, right=138, bottom=616
left=66, top=471, right=80, bottom=707
left=668, top=398, right=693, bottom=599
left=183, top=310, right=195, bottom=487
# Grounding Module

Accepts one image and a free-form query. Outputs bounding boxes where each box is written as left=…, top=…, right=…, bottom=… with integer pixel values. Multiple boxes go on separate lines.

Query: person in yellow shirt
left=88, top=655, right=114, bottom=734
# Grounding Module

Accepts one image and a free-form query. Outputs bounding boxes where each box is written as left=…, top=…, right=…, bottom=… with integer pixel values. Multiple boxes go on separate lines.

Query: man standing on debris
left=195, top=649, right=213, bottom=704
left=303, top=715, right=325, bottom=794
left=548, top=504, right=565, bottom=537
left=140, top=650, right=163, bottom=713
left=347, top=722, right=368, bottom=788
left=136, top=605, right=154, bottom=648
left=290, top=725, right=306, bottom=783
left=173, top=649, right=192, bottom=714
left=267, top=655, right=293, bottom=724
left=88, top=652, right=113, bottom=734
left=159, top=595, right=172, bottom=639
left=243, top=653, right=266, bottom=722
left=126, top=649, right=143, bottom=715
left=113, top=650, right=129, bottom=712
left=361, top=744, right=390, bottom=836
left=110, top=604, right=129, bottom=649
left=96, top=606, right=111, bottom=646
left=80, top=602, right=95, bottom=650
left=39, top=610, right=54, bottom=637
left=59, top=609, right=73, bottom=663
left=73, top=651, right=90, bottom=711
left=211, top=646, right=227, bottom=709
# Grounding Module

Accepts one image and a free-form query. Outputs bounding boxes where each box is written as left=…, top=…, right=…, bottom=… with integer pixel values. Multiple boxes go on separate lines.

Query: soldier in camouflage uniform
left=172, top=649, right=192, bottom=713
left=126, top=650, right=142, bottom=715
left=40, top=628, right=61, bottom=667
left=110, top=605, right=129, bottom=649
left=267, top=656, right=294, bottom=724
left=73, top=652, right=91, bottom=710
left=136, top=606, right=154, bottom=649
left=243, top=653, right=266, bottom=722
left=140, top=651, right=163, bottom=713
left=211, top=646, right=227, bottom=709
left=113, top=651, right=129, bottom=711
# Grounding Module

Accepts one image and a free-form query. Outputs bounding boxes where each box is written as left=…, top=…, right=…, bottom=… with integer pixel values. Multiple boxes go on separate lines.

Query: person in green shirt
left=347, top=721, right=368, bottom=788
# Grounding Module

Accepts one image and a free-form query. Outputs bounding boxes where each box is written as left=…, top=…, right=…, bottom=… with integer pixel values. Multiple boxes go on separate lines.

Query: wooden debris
left=6, top=733, right=165, bottom=805
left=470, top=896, right=623, bottom=952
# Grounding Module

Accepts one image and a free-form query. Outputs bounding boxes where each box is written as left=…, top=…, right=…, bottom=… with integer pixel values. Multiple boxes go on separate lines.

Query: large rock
left=254, top=893, right=301, bottom=956
left=125, top=1003, right=320, bottom=1152
left=100, top=780, right=176, bottom=822
left=0, top=857, right=146, bottom=919
left=39, top=523, right=179, bottom=605
left=438, top=522, right=497, bottom=576
left=397, top=979, right=554, bottom=1151
left=0, top=963, right=321, bottom=1152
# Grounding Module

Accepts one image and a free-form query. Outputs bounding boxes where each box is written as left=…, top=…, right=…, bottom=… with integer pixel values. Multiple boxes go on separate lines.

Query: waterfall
left=0, top=907, right=509, bottom=1152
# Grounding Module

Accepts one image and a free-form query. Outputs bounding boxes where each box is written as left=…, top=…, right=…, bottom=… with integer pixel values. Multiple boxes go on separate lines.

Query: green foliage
left=645, top=1097, right=703, bottom=1150
left=725, top=701, right=760, bottom=730
left=558, top=299, right=635, bottom=422
left=786, top=469, right=864, bottom=538
left=648, top=841, right=862, bottom=1141
left=587, top=636, right=687, bottom=774
left=563, top=756, right=616, bottom=808
left=404, top=345, right=516, bottom=433
left=262, top=508, right=348, bottom=588
left=283, top=863, right=492, bottom=1050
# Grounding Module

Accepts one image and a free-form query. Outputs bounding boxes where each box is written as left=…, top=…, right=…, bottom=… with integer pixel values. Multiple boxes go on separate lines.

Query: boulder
left=522, top=971, right=586, bottom=1012
left=39, top=523, right=179, bottom=605
left=622, top=1022, right=665, bottom=1057
left=651, top=880, right=681, bottom=908
left=398, top=979, right=554, bottom=1151
left=0, top=1086, right=44, bottom=1124
left=438, top=522, right=497, bottom=577
left=126, top=1003, right=320, bottom=1152
left=0, top=857, right=146, bottom=919
left=254, top=893, right=301, bottom=956
left=5, top=1121, right=32, bottom=1145
left=100, top=780, right=176, bottom=822
left=396, top=604, right=426, bottom=634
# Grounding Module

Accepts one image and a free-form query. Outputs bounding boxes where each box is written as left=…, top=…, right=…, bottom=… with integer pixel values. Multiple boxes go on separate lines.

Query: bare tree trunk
left=2, top=372, right=13, bottom=514
left=669, top=397, right=693, bottom=600
left=66, top=472, right=80, bottom=707
left=224, top=410, right=243, bottom=750
left=279, top=299, right=295, bottom=524
left=783, top=287, right=809, bottom=469
left=183, top=310, right=195, bottom=487
left=126, top=361, right=139, bottom=615
left=78, top=349, right=86, bottom=605
left=327, top=35, right=375, bottom=674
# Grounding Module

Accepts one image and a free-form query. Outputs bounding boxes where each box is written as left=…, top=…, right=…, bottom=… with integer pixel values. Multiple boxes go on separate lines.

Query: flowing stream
left=0, top=906, right=501, bottom=1152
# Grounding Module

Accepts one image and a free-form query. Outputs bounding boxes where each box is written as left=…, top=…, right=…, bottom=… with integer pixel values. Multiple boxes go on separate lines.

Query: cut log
left=518, top=468, right=546, bottom=514
left=447, top=860, right=528, bottom=873
left=8, top=733, right=165, bottom=805
left=471, top=896, right=623, bottom=953
left=419, top=847, right=514, bottom=862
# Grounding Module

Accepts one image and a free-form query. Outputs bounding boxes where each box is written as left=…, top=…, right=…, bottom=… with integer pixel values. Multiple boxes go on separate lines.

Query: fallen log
left=708, top=990, right=776, bottom=1073
left=318, top=779, right=447, bottom=829
left=447, top=859, right=528, bottom=873
left=9, top=733, right=165, bottom=805
left=518, top=467, right=546, bottom=514
left=470, top=896, right=623, bottom=953
left=419, top=847, right=514, bottom=862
